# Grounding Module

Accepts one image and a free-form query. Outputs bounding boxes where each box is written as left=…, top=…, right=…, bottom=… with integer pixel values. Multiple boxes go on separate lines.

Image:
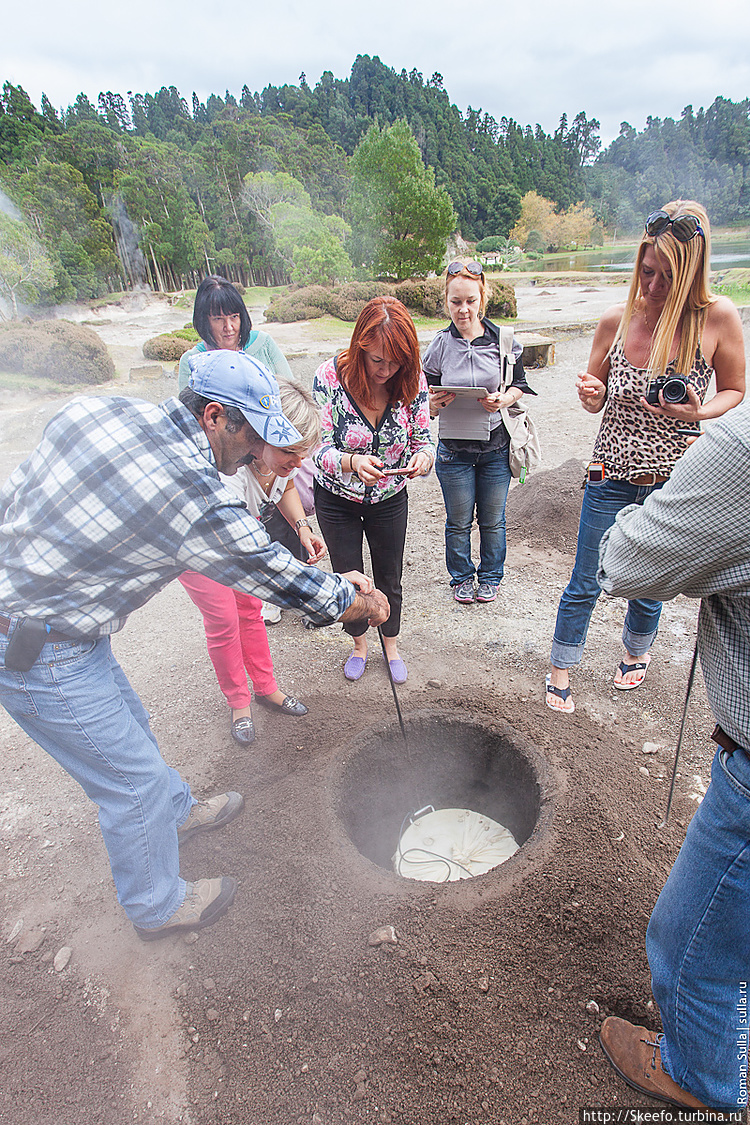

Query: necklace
left=251, top=462, right=274, bottom=479
left=642, top=303, right=657, bottom=333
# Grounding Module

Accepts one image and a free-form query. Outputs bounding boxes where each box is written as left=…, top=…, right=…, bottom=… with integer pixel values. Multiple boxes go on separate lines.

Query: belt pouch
left=4, top=618, right=51, bottom=671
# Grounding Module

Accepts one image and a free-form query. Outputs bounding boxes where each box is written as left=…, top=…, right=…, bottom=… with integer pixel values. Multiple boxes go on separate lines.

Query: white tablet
left=431, top=385, right=489, bottom=397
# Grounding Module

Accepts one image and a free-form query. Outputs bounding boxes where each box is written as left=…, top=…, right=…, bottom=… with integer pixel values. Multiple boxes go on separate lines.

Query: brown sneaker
left=177, top=791, right=244, bottom=844
left=599, top=1016, right=709, bottom=1108
left=134, top=877, right=237, bottom=942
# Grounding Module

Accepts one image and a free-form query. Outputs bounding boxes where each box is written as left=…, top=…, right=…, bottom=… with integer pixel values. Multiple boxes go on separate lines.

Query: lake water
left=517, top=239, right=750, bottom=273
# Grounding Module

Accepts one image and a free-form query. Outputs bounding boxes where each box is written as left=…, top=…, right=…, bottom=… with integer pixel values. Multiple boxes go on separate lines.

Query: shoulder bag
left=498, top=326, right=542, bottom=482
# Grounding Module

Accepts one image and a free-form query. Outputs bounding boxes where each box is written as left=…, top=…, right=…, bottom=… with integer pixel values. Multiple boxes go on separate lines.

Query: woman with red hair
left=312, top=297, right=434, bottom=682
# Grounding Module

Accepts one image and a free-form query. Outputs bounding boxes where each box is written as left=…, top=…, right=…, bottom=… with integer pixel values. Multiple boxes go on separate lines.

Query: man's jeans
left=647, top=745, right=750, bottom=1109
left=551, top=477, right=663, bottom=667
left=435, top=442, right=512, bottom=586
left=0, top=628, right=193, bottom=927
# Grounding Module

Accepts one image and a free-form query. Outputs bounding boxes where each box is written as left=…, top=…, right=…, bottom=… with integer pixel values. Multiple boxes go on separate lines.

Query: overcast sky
left=2, top=0, right=749, bottom=147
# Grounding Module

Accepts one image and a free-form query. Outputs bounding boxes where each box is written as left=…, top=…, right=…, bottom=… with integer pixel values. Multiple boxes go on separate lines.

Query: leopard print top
left=591, top=341, right=713, bottom=480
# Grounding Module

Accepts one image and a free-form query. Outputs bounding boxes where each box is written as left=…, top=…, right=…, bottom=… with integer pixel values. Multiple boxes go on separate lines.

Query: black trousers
left=314, top=482, right=408, bottom=638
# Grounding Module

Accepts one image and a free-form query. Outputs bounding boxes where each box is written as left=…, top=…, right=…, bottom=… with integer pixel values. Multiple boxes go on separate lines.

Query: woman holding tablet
left=423, top=260, right=536, bottom=604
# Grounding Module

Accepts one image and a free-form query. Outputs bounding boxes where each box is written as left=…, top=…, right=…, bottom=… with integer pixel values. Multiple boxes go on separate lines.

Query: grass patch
left=0, top=369, right=101, bottom=395
left=243, top=285, right=287, bottom=306
left=283, top=315, right=354, bottom=345
left=171, top=285, right=287, bottom=312
left=88, top=292, right=132, bottom=308
left=714, top=268, right=750, bottom=306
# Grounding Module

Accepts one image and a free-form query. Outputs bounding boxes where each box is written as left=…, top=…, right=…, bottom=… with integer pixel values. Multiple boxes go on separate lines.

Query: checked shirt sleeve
left=176, top=502, right=355, bottom=625
left=598, top=403, right=750, bottom=749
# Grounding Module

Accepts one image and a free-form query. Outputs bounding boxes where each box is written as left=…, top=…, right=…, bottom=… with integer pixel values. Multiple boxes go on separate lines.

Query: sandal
left=545, top=673, right=575, bottom=714
left=614, top=655, right=651, bottom=691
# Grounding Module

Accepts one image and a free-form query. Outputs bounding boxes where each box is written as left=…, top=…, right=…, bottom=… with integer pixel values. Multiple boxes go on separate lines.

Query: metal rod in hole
left=377, top=625, right=408, bottom=749
left=658, top=640, right=699, bottom=829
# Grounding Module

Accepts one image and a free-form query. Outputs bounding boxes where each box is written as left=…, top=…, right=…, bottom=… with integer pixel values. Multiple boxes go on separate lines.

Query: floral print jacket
left=312, top=356, right=434, bottom=504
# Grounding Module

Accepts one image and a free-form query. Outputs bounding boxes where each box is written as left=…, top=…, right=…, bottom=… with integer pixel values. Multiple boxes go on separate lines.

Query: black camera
left=644, top=374, right=690, bottom=406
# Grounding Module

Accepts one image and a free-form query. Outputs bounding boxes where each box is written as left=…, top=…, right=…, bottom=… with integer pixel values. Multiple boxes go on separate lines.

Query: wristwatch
left=295, top=518, right=311, bottom=532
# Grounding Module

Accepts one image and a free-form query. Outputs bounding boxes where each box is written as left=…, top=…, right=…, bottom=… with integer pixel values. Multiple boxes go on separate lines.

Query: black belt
left=711, top=725, right=739, bottom=755
left=0, top=614, right=72, bottom=643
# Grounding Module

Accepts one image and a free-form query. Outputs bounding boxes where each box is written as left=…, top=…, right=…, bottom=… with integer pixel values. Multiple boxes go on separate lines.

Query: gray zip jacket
left=422, top=319, right=535, bottom=445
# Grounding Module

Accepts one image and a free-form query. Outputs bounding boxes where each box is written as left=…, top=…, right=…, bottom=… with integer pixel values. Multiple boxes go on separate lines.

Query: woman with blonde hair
left=423, top=259, right=536, bottom=604
left=546, top=200, right=745, bottom=714
left=180, top=379, right=327, bottom=744
left=312, top=296, right=434, bottom=683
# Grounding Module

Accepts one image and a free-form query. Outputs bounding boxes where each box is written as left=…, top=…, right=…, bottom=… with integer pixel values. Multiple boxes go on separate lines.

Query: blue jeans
left=435, top=442, right=512, bottom=586
left=551, top=477, right=663, bottom=667
left=0, top=627, right=194, bottom=928
left=647, top=745, right=750, bottom=1109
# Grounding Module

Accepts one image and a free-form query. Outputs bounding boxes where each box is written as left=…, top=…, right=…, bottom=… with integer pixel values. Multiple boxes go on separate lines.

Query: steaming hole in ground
left=334, top=710, right=551, bottom=884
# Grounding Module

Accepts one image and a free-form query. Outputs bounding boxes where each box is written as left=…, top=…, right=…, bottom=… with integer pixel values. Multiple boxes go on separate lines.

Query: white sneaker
left=261, top=601, right=282, bottom=624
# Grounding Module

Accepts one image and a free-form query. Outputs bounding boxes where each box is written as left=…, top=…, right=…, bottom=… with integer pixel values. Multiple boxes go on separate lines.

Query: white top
left=220, top=465, right=294, bottom=518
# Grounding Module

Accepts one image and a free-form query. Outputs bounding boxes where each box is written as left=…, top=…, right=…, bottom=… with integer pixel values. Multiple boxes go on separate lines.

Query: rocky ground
left=1, top=283, right=747, bottom=1125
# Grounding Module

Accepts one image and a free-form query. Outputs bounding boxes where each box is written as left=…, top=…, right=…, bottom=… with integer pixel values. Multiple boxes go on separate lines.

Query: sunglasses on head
left=645, top=210, right=704, bottom=243
left=447, top=260, right=483, bottom=277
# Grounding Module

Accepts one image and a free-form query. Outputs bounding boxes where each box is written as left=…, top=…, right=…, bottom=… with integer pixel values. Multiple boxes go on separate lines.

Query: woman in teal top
left=178, top=274, right=292, bottom=391
left=178, top=275, right=306, bottom=747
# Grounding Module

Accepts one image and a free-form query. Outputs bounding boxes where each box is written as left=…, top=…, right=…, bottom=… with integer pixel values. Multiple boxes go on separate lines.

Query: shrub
left=261, top=277, right=511, bottom=324
left=264, top=286, right=335, bottom=323
left=142, top=334, right=194, bottom=361
left=329, top=282, right=394, bottom=320
left=265, top=282, right=399, bottom=324
left=475, top=236, right=506, bottom=253
left=393, top=278, right=428, bottom=314
left=485, top=280, right=517, bottom=319
left=0, top=319, right=114, bottom=384
left=395, top=277, right=444, bottom=317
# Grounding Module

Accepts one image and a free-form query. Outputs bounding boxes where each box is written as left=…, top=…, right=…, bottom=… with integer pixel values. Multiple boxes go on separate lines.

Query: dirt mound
left=506, top=458, right=584, bottom=551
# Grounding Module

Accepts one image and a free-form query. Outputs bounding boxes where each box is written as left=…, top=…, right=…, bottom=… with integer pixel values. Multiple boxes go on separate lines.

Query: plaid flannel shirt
left=0, top=395, right=354, bottom=637
left=598, top=400, right=750, bottom=751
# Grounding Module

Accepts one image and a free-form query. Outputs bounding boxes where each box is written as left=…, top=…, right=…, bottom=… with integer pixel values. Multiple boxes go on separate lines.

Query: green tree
left=242, top=170, right=352, bottom=281
left=0, top=212, right=55, bottom=318
left=115, top=137, right=214, bottom=288
left=241, top=171, right=311, bottom=235
left=291, top=229, right=353, bottom=285
left=8, top=157, right=121, bottom=297
left=349, top=120, right=455, bottom=279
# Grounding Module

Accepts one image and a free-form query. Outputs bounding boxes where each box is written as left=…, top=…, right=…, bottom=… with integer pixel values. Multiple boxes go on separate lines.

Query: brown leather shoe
left=599, top=1017, right=709, bottom=1108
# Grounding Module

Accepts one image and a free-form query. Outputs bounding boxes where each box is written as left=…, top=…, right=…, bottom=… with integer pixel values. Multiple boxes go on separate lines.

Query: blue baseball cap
left=188, top=349, right=303, bottom=447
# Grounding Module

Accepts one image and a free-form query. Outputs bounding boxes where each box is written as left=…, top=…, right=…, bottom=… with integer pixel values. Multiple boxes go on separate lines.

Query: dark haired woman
left=546, top=200, right=745, bottom=715
left=178, top=274, right=292, bottom=392
left=312, top=296, right=434, bottom=683
left=178, top=276, right=314, bottom=745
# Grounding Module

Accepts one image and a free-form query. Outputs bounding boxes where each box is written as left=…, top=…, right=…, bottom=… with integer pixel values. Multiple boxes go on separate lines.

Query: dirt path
left=1, top=286, right=746, bottom=1124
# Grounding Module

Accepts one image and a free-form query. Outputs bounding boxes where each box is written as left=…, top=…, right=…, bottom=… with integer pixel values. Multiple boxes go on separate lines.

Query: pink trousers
left=179, top=572, right=278, bottom=708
